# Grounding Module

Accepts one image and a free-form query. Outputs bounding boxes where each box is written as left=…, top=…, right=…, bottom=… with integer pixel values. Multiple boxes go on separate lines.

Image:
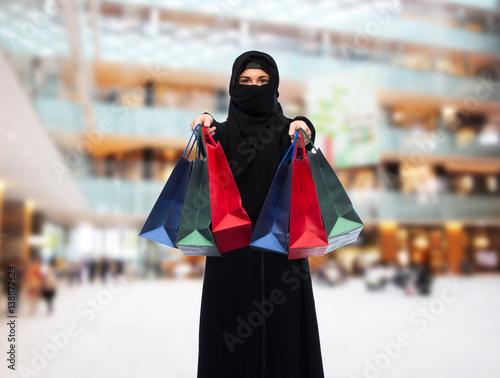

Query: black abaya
left=197, top=51, right=325, bottom=378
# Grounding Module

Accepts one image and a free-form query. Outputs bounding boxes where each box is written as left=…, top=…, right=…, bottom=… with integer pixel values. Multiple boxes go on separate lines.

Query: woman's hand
left=289, top=120, right=311, bottom=147
left=191, top=113, right=216, bottom=136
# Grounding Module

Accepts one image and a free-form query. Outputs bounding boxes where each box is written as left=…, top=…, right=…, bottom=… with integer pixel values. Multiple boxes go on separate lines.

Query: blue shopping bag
left=139, top=126, right=198, bottom=247
left=249, top=138, right=296, bottom=254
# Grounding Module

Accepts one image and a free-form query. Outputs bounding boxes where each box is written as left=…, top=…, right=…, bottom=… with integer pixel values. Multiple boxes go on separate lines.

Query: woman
left=41, top=260, right=58, bottom=314
left=24, top=256, right=43, bottom=316
left=191, top=50, right=325, bottom=378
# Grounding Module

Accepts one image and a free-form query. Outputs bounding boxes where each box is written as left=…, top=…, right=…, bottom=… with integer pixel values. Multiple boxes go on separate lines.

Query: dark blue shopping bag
left=249, top=138, right=296, bottom=254
left=139, top=126, right=198, bottom=247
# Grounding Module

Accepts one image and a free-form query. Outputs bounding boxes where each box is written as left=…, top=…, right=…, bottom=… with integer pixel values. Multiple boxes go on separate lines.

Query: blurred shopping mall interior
left=0, top=0, right=499, bottom=283
left=1, top=1, right=500, bottom=376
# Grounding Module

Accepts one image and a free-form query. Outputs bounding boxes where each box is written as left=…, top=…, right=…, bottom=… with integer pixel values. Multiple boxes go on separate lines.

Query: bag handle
left=184, top=124, right=199, bottom=159
left=297, top=127, right=317, bottom=152
left=293, top=129, right=307, bottom=161
left=197, top=123, right=206, bottom=158
left=281, top=133, right=298, bottom=164
left=198, top=124, right=217, bottom=157
left=201, top=125, right=217, bottom=146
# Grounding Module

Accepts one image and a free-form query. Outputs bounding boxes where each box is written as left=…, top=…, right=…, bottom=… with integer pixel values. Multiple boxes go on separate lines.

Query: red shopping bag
left=288, top=130, right=328, bottom=259
left=202, top=127, right=252, bottom=253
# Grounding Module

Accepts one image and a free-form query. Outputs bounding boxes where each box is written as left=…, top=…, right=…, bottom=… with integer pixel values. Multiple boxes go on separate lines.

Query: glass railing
left=33, top=97, right=226, bottom=137
left=434, top=0, right=499, bottom=10
left=95, top=1, right=500, bottom=54
left=78, top=177, right=165, bottom=215
left=373, top=66, right=499, bottom=100
left=379, top=125, right=500, bottom=158
left=378, top=192, right=500, bottom=220
left=93, top=102, right=203, bottom=138
left=0, top=2, right=69, bottom=57
left=94, top=36, right=500, bottom=100
left=1, top=1, right=499, bottom=63
left=77, top=177, right=500, bottom=221
left=33, top=97, right=85, bottom=131
left=100, top=0, right=500, bottom=12
left=34, top=98, right=500, bottom=160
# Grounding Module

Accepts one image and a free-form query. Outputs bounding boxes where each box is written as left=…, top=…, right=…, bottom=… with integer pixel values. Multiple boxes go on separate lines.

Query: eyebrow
left=239, top=75, right=269, bottom=79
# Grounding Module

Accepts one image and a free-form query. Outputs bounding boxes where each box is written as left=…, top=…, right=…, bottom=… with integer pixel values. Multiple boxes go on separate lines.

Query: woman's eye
left=259, top=79, right=268, bottom=84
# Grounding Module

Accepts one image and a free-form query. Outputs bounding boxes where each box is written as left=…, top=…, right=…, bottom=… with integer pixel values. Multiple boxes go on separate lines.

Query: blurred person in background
left=190, top=50, right=323, bottom=378
left=87, top=259, right=97, bottom=283
left=24, top=256, right=43, bottom=315
left=414, top=256, right=434, bottom=296
left=459, top=258, right=475, bottom=275
left=68, top=260, right=84, bottom=285
left=186, top=256, right=205, bottom=278
left=41, top=259, right=58, bottom=315
left=401, top=259, right=434, bottom=297
left=317, top=258, right=348, bottom=286
left=144, top=80, right=156, bottom=106
left=100, top=257, right=110, bottom=283
left=364, top=260, right=389, bottom=291
left=352, top=254, right=365, bottom=277
left=114, top=258, right=125, bottom=277
left=30, top=57, right=46, bottom=96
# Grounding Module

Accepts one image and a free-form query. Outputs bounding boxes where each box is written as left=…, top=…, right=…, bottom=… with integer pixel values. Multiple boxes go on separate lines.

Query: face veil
left=229, top=51, right=280, bottom=120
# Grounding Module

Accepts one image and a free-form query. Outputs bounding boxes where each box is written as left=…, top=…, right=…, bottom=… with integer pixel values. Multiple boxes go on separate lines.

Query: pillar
left=379, top=221, right=398, bottom=263
left=446, top=222, right=464, bottom=275
left=23, top=200, right=35, bottom=263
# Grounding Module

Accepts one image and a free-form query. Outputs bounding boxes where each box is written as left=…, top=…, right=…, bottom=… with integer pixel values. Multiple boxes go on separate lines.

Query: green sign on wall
left=307, top=67, right=379, bottom=168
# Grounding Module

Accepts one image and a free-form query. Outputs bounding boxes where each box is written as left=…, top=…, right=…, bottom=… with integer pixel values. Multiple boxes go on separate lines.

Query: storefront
left=463, top=225, right=500, bottom=273
left=395, top=224, right=448, bottom=273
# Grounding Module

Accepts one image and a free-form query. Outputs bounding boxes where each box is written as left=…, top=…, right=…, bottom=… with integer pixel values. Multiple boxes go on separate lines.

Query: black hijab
left=224, top=50, right=292, bottom=225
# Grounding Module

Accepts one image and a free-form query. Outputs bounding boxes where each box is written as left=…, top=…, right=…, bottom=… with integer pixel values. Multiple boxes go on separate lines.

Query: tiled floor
left=1, top=274, right=498, bottom=377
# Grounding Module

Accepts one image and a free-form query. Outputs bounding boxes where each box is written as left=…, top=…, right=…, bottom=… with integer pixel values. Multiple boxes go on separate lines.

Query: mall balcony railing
left=2, top=0, right=500, bottom=66
left=92, top=1, right=500, bottom=55
left=78, top=176, right=164, bottom=215
left=379, top=125, right=500, bottom=158
left=33, top=97, right=226, bottom=139
left=378, top=191, right=500, bottom=220
left=33, top=97, right=500, bottom=159
left=433, top=0, right=499, bottom=11
left=93, top=36, right=500, bottom=101
left=101, top=0, right=500, bottom=12
left=77, top=177, right=500, bottom=222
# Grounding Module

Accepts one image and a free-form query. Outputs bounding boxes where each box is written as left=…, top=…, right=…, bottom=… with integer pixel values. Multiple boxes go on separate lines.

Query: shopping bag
left=139, top=126, right=197, bottom=247
left=249, top=138, right=296, bottom=254
left=202, top=127, right=252, bottom=253
left=288, top=130, right=328, bottom=259
left=176, top=126, right=221, bottom=257
left=299, top=128, right=364, bottom=252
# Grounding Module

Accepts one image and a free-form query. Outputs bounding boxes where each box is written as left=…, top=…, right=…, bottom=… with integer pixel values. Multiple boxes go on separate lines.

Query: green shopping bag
left=298, top=128, right=364, bottom=253
left=175, top=126, right=220, bottom=257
